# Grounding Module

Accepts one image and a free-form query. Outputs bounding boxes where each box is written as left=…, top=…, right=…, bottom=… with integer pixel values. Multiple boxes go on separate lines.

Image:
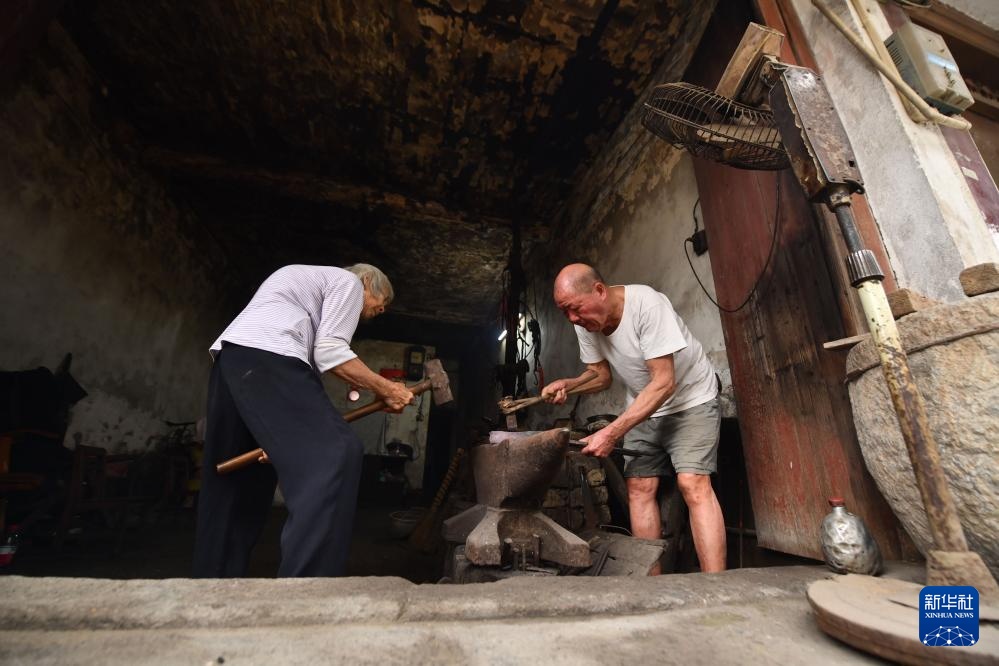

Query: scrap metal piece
left=766, top=61, right=864, bottom=201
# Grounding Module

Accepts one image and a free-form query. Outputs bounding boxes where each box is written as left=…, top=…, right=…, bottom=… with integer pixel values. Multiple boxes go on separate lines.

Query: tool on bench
left=498, top=370, right=598, bottom=415
left=215, top=358, right=453, bottom=475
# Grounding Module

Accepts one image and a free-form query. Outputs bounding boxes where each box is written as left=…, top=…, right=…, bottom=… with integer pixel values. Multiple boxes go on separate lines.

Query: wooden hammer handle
left=408, top=447, right=466, bottom=549
left=216, top=448, right=266, bottom=475
left=342, top=378, right=432, bottom=422
left=215, top=377, right=434, bottom=475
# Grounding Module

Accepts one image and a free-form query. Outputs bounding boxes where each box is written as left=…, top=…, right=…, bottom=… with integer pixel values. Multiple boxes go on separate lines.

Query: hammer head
left=424, top=358, right=454, bottom=406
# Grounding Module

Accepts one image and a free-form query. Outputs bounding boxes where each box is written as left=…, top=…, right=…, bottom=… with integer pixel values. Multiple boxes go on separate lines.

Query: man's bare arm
left=542, top=360, right=612, bottom=403
left=603, top=355, right=675, bottom=438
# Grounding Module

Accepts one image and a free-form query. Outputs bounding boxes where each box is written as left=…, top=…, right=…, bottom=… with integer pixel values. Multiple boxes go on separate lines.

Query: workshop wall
left=524, top=34, right=733, bottom=428
left=322, top=340, right=436, bottom=490
left=0, top=26, right=233, bottom=453
left=790, top=0, right=999, bottom=300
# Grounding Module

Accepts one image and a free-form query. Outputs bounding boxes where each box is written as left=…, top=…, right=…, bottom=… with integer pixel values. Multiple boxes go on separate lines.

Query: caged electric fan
left=641, top=82, right=788, bottom=170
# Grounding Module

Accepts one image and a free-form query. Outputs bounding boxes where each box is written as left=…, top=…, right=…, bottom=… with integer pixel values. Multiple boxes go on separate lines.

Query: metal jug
left=820, top=497, right=883, bottom=576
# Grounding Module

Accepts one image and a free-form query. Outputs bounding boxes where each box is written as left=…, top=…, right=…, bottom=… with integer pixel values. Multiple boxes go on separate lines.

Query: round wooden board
left=807, top=575, right=998, bottom=665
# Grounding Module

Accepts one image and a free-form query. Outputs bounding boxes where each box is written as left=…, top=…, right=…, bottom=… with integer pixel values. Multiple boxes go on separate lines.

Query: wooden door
left=685, top=1, right=907, bottom=559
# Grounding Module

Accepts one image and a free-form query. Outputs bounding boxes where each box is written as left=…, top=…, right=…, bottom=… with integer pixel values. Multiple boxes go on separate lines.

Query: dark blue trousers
left=193, top=344, right=362, bottom=577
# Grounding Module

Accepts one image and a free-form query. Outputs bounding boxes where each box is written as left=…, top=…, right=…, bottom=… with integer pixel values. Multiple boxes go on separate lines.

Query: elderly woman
left=193, top=264, right=414, bottom=578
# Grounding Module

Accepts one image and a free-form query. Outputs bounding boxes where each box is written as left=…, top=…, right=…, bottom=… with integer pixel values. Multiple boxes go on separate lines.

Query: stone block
left=570, top=485, right=609, bottom=506
left=960, top=262, right=999, bottom=297
left=846, top=293, right=999, bottom=579
left=886, top=288, right=939, bottom=319
left=543, top=489, right=568, bottom=509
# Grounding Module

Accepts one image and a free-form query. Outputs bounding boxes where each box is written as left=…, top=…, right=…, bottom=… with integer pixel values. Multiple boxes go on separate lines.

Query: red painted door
left=685, top=2, right=907, bottom=559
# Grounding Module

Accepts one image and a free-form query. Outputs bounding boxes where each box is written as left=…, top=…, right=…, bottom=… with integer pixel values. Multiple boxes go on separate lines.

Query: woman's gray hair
left=344, top=263, right=394, bottom=304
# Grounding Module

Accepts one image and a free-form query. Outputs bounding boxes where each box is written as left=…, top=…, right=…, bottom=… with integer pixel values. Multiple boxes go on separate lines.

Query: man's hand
left=541, top=380, right=569, bottom=404
left=380, top=381, right=415, bottom=413
left=258, top=450, right=271, bottom=464
left=579, top=428, right=619, bottom=458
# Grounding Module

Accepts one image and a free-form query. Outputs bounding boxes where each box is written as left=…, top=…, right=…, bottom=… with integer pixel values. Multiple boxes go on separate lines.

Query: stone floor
left=1, top=504, right=939, bottom=664
left=0, top=564, right=928, bottom=665
left=4, top=505, right=442, bottom=581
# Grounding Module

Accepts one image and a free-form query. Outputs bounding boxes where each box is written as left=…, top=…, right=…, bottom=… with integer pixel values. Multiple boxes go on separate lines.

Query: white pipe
left=848, top=0, right=929, bottom=123
left=811, top=0, right=972, bottom=131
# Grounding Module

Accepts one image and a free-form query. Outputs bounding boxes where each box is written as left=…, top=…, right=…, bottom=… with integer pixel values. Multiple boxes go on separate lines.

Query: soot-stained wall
left=0, top=26, right=234, bottom=453
left=523, top=7, right=733, bottom=428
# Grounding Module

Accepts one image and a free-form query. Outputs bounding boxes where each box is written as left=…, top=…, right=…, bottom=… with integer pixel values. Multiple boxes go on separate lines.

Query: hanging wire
left=684, top=175, right=783, bottom=314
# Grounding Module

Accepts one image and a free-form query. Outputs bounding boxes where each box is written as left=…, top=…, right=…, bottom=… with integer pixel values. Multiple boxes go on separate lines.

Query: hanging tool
left=498, top=369, right=598, bottom=415
left=215, top=358, right=453, bottom=475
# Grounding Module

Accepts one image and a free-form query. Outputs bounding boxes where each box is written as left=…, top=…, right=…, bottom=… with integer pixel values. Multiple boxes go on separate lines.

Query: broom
left=408, top=447, right=466, bottom=551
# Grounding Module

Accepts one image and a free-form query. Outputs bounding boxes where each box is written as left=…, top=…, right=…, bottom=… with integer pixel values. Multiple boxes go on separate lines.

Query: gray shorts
left=622, top=398, right=720, bottom=477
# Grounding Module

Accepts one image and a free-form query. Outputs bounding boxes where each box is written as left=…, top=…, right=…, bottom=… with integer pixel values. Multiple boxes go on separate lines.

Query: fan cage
left=641, top=82, right=789, bottom=171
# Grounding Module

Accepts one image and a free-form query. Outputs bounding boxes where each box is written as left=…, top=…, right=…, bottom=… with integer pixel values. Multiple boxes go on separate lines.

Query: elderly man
left=193, top=263, right=414, bottom=578
left=543, top=263, right=725, bottom=574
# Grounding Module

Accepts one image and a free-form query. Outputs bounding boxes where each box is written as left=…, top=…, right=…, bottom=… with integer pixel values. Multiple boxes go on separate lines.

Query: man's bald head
left=553, top=264, right=616, bottom=332
left=554, top=263, right=605, bottom=298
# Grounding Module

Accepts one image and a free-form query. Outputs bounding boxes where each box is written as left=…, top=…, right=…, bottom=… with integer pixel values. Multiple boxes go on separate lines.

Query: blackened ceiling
left=62, top=0, right=710, bottom=324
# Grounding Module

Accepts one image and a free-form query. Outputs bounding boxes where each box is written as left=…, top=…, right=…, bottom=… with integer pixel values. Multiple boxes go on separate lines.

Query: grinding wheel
left=807, top=575, right=998, bottom=665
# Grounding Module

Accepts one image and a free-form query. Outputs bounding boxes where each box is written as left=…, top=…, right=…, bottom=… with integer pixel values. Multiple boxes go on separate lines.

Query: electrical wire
left=684, top=175, right=783, bottom=314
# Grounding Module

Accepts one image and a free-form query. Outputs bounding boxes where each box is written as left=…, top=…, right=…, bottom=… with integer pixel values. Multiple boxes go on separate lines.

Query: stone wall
left=0, top=26, right=233, bottom=453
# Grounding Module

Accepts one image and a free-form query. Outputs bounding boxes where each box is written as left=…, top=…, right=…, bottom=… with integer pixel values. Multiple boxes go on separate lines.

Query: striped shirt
left=210, top=265, right=363, bottom=372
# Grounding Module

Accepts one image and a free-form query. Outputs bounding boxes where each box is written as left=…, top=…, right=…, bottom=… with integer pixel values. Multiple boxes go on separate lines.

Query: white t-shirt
left=575, top=284, right=717, bottom=417
left=210, top=265, right=363, bottom=372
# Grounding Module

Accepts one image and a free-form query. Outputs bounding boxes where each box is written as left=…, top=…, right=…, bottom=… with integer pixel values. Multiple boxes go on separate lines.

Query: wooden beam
left=911, top=1, right=999, bottom=60
left=0, top=0, right=66, bottom=89
left=141, top=147, right=549, bottom=242
left=715, top=22, right=785, bottom=104
left=823, top=333, right=869, bottom=350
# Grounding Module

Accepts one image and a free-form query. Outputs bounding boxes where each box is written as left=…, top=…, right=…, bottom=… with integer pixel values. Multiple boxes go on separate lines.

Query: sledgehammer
left=215, top=358, right=454, bottom=475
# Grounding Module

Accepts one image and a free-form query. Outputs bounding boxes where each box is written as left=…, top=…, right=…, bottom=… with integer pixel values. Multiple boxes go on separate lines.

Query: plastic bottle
left=0, top=524, right=21, bottom=567
left=820, top=498, right=883, bottom=575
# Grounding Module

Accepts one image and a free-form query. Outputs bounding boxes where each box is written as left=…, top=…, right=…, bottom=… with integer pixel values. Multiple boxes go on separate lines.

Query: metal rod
left=567, top=441, right=655, bottom=457
left=828, top=202, right=969, bottom=553
left=832, top=199, right=865, bottom=254
left=852, top=278, right=969, bottom=553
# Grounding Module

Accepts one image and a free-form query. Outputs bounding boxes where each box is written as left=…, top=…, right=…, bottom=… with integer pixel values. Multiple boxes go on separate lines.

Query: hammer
left=215, top=358, right=454, bottom=475
left=498, top=370, right=598, bottom=415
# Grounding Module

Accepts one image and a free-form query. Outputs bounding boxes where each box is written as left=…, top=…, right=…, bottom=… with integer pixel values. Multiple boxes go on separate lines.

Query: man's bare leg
left=627, top=476, right=662, bottom=575
left=677, top=472, right=726, bottom=572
